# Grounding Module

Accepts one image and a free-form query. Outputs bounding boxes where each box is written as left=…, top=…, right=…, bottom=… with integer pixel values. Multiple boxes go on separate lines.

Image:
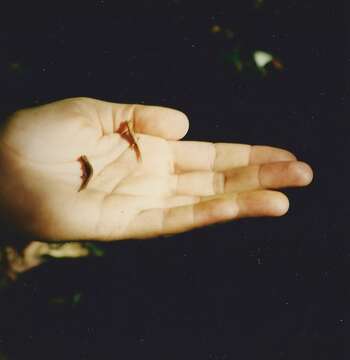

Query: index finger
left=169, top=141, right=297, bottom=172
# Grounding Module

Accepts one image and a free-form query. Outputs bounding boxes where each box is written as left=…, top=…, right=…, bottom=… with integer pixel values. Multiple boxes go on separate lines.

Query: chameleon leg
left=124, top=120, right=142, bottom=161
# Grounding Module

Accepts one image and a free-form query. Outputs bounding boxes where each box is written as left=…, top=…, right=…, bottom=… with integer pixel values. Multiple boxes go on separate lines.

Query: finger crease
left=248, top=145, right=253, bottom=165
left=213, top=172, right=225, bottom=194
left=211, top=143, right=217, bottom=171
left=257, top=164, right=264, bottom=189
left=173, top=174, right=179, bottom=195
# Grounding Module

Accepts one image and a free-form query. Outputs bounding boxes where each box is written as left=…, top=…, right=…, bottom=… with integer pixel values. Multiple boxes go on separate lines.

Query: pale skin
left=0, top=97, right=313, bottom=276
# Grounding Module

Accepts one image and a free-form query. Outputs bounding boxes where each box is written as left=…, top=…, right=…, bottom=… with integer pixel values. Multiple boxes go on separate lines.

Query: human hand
left=0, top=97, right=313, bottom=243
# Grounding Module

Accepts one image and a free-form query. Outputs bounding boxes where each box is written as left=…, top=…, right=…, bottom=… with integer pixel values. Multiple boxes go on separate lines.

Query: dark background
left=0, top=1, right=348, bottom=359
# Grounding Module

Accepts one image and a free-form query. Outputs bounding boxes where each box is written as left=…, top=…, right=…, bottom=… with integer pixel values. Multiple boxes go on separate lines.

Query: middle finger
left=172, top=161, right=313, bottom=196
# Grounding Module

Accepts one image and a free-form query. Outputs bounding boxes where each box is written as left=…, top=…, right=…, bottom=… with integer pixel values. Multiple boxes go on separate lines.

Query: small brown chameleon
left=123, top=119, right=142, bottom=161
left=77, top=155, right=93, bottom=192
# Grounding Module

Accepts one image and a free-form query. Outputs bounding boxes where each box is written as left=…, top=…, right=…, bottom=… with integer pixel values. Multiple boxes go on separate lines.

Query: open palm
left=0, top=97, right=313, bottom=242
